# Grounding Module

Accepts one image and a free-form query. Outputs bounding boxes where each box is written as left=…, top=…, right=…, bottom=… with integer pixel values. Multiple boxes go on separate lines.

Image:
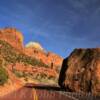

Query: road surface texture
left=0, top=83, right=100, bottom=100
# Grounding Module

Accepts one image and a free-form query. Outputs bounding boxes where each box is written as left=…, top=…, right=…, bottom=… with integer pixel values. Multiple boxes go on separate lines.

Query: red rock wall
left=25, top=47, right=63, bottom=71
left=59, top=48, right=100, bottom=95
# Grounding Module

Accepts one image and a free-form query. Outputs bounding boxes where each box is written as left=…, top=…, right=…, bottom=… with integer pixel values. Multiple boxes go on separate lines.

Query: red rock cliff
left=25, top=43, right=63, bottom=73
left=0, top=27, right=63, bottom=84
left=59, top=48, right=100, bottom=95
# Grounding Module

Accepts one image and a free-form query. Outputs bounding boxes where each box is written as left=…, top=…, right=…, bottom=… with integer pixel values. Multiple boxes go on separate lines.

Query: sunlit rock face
left=25, top=42, right=63, bottom=74
left=0, top=28, right=24, bottom=51
left=8, top=62, right=58, bottom=83
left=0, top=27, right=63, bottom=85
left=59, top=48, right=100, bottom=95
left=26, top=42, right=44, bottom=51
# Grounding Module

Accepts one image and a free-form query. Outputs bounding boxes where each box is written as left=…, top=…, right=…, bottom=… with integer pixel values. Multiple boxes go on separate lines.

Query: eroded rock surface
left=0, top=28, right=24, bottom=51
left=59, top=48, right=100, bottom=95
left=25, top=44, right=63, bottom=73
left=0, top=27, right=63, bottom=85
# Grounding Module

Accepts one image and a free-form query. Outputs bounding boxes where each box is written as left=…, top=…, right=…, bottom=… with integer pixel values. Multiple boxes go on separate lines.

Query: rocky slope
left=25, top=44, right=63, bottom=73
left=59, top=48, right=100, bottom=95
left=0, top=27, right=62, bottom=86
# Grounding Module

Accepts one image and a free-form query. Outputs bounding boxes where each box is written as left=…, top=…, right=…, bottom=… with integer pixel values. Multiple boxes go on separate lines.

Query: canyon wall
left=59, top=48, right=100, bottom=95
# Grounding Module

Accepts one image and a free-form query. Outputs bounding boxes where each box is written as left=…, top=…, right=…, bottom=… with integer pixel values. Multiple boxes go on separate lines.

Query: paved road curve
left=1, top=84, right=100, bottom=100
left=0, top=84, right=74, bottom=100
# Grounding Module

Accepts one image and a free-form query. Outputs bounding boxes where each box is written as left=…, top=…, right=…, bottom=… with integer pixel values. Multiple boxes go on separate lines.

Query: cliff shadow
left=58, top=58, right=69, bottom=89
left=25, top=84, right=62, bottom=91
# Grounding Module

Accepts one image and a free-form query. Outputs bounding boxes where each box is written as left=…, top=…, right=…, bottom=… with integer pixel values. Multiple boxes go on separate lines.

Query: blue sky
left=0, top=0, right=100, bottom=57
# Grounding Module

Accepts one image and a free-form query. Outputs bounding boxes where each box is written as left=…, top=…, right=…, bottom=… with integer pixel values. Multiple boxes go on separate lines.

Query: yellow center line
left=33, top=88, right=38, bottom=100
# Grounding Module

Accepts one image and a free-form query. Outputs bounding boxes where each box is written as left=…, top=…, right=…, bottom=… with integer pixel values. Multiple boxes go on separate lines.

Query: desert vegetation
left=0, top=57, right=8, bottom=85
left=0, top=40, right=48, bottom=68
left=0, top=66, right=8, bottom=85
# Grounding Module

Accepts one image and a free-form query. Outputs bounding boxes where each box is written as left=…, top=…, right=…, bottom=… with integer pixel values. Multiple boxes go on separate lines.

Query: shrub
left=14, top=70, right=24, bottom=78
left=0, top=67, right=8, bottom=85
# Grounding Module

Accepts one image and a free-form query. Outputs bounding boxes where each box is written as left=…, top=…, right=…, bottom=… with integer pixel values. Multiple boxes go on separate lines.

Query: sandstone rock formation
left=7, top=62, right=58, bottom=84
left=25, top=43, right=63, bottom=73
left=0, top=27, right=63, bottom=85
left=59, top=48, right=100, bottom=95
left=0, top=28, right=24, bottom=51
left=24, top=42, right=63, bottom=83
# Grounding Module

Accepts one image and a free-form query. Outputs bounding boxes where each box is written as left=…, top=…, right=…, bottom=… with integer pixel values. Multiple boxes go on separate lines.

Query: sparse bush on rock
left=0, top=40, right=48, bottom=68
left=0, top=67, right=8, bottom=85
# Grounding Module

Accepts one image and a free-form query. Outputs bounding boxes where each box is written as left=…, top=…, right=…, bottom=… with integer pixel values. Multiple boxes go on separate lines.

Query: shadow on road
left=25, top=83, right=63, bottom=91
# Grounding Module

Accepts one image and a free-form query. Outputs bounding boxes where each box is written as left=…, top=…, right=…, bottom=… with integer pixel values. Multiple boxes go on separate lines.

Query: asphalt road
left=0, top=84, right=75, bottom=100
left=1, top=84, right=100, bottom=100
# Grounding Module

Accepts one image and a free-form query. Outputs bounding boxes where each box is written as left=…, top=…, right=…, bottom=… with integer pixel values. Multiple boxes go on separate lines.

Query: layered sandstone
left=25, top=44, right=63, bottom=73
left=8, top=63, right=58, bottom=81
left=59, top=48, right=100, bottom=95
